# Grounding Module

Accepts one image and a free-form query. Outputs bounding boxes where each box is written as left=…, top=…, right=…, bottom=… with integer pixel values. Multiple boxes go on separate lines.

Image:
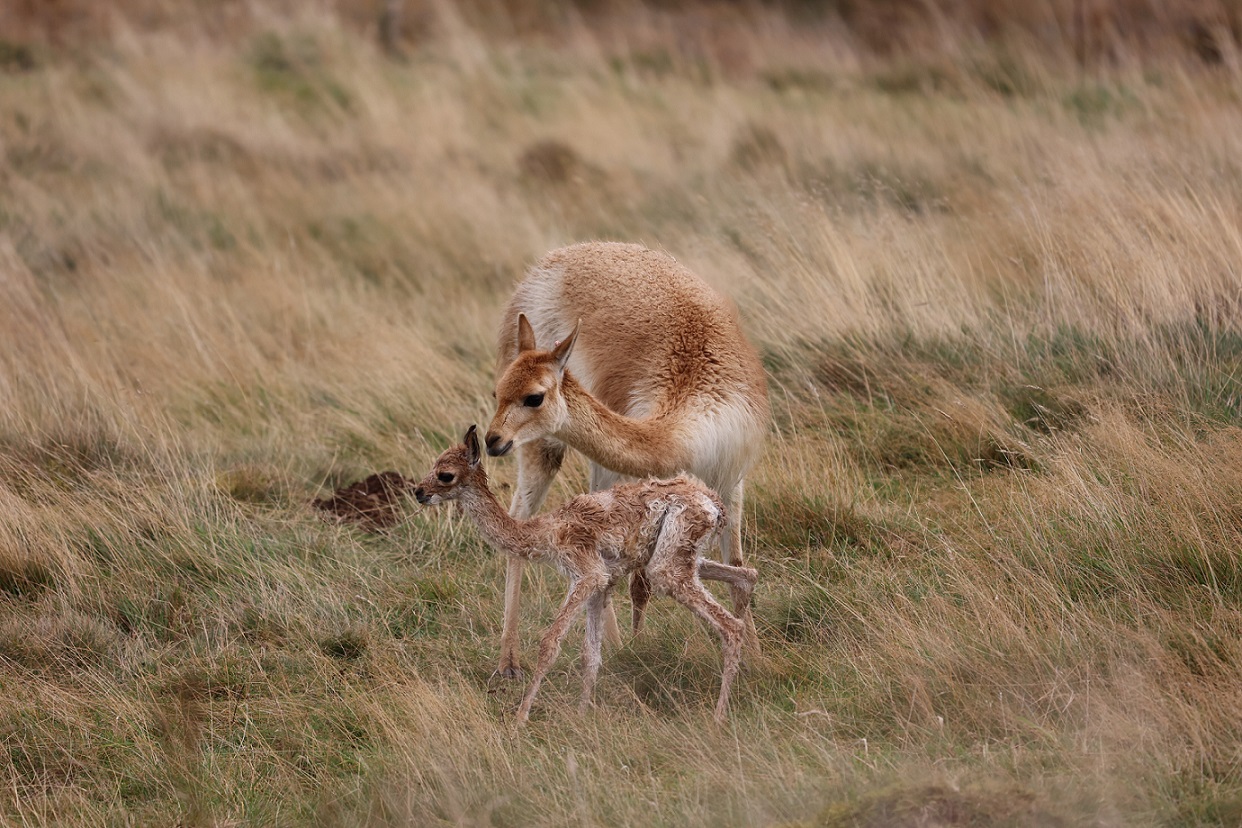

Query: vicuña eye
left=437, top=472, right=455, bottom=484
left=523, top=393, right=545, bottom=408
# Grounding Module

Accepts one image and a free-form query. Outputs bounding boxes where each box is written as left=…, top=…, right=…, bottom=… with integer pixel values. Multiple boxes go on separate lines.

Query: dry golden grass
left=1, top=3, right=1241, bottom=825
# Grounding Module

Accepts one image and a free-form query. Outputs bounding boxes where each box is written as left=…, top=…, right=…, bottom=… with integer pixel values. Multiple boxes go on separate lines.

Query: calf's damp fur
left=415, top=426, right=758, bottom=723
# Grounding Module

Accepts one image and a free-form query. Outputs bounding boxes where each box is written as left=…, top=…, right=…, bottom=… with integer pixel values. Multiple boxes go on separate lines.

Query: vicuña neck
left=458, top=477, right=533, bottom=560
left=556, top=372, right=683, bottom=479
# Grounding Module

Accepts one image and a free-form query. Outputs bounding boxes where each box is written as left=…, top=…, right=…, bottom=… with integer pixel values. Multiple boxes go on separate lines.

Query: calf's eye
left=523, top=393, right=545, bottom=408
left=437, top=472, right=455, bottom=484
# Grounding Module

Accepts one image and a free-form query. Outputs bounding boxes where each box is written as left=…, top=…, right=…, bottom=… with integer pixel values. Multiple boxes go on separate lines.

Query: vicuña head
left=484, top=314, right=577, bottom=458
left=414, top=425, right=485, bottom=505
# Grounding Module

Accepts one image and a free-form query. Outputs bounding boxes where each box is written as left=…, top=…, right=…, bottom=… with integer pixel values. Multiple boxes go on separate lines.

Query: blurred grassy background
left=1, top=1, right=1241, bottom=825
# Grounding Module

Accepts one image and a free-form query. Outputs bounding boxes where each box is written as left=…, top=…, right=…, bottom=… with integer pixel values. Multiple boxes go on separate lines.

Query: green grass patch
left=249, top=31, right=352, bottom=112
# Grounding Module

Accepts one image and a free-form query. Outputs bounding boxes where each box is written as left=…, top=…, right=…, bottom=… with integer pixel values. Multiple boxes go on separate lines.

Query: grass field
left=1, top=3, right=1241, bottom=825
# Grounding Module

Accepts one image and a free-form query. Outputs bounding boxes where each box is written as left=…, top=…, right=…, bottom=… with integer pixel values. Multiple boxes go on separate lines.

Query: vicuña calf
left=415, top=426, right=758, bottom=724
left=486, top=242, right=770, bottom=678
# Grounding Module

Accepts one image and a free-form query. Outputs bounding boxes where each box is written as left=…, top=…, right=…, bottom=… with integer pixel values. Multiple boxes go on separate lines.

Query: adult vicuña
left=415, top=426, right=758, bottom=724
left=485, top=241, right=770, bottom=678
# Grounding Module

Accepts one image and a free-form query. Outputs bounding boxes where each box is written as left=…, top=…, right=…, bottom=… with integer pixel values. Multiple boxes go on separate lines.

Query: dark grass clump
left=0, top=40, right=36, bottom=73
left=0, top=608, right=118, bottom=671
left=730, top=122, right=787, bottom=173
left=794, top=779, right=1079, bottom=828
left=0, top=550, right=55, bottom=597
left=518, top=139, right=584, bottom=184
left=320, top=626, right=369, bottom=663
left=248, top=30, right=351, bottom=112
left=219, top=464, right=290, bottom=506
left=748, top=492, right=872, bottom=553
left=998, top=383, right=1089, bottom=434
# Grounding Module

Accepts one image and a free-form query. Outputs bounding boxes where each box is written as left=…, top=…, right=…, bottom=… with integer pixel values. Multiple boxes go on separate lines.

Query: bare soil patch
left=312, top=471, right=416, bottom=530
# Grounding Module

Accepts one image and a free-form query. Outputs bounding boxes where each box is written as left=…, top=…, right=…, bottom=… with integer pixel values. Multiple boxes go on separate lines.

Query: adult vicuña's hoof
left=498, top=663, right=525, bottom=680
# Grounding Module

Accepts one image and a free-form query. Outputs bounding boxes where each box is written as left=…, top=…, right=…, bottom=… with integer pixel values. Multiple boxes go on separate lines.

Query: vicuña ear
left=551, top=319, right=579, bottom=374
left=517, top=313, right=537, bottom=353
left=464, top=425, right=482, bottom=467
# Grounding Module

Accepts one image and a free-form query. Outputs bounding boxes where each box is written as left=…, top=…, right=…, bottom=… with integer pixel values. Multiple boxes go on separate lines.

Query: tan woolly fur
left=415, top=427, right=758, bottom=724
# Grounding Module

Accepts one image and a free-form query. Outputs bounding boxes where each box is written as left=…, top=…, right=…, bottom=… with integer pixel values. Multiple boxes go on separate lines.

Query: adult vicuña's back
left=485, top=242, right=770, bottom=678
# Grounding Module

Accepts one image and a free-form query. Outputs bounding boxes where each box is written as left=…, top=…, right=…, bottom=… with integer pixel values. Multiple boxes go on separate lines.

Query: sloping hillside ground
left=1, top=3, right=1241, bottom=825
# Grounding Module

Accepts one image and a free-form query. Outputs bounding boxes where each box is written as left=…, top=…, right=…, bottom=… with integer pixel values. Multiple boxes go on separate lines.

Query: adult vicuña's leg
left=588, top=462, right=625, bottom=646
left=499, top=438, right=565, bottom=679
left=588, top=463, right=624, bottom=493
left=517, top=575, right=605, bottom=724
left=721, top=478, right=760, bottom=653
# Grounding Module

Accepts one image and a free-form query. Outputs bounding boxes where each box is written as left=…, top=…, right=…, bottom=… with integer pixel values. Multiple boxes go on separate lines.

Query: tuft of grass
left=248, top=30, right=352, bottom=112
left=998, top=383, right=1089, bottom=434
left=0, top=549, right=55, bottom=597
left=762, top=66, right=836, bottom=95
left=517, top=139, right=584, bottom=183
left=869, top=61, right=959, bottom=97
left=320, top=626, right=369, bottom=662
left=217, top=464, right=290, bottom=507
left=1064, top=82, right=1140, bottom=126
left=730, top=122, right=788, bottom=173
left=968, top=49, right=1039, bottom=98
left=749, top=491, right=871, bottom=553
left=0, top=40, right=36, bottom=73
left=792, top=779, right=1080, bottom=828
left=0, top=608, right=119, bottom=670
left=801, top=158, right=951, bottom=216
